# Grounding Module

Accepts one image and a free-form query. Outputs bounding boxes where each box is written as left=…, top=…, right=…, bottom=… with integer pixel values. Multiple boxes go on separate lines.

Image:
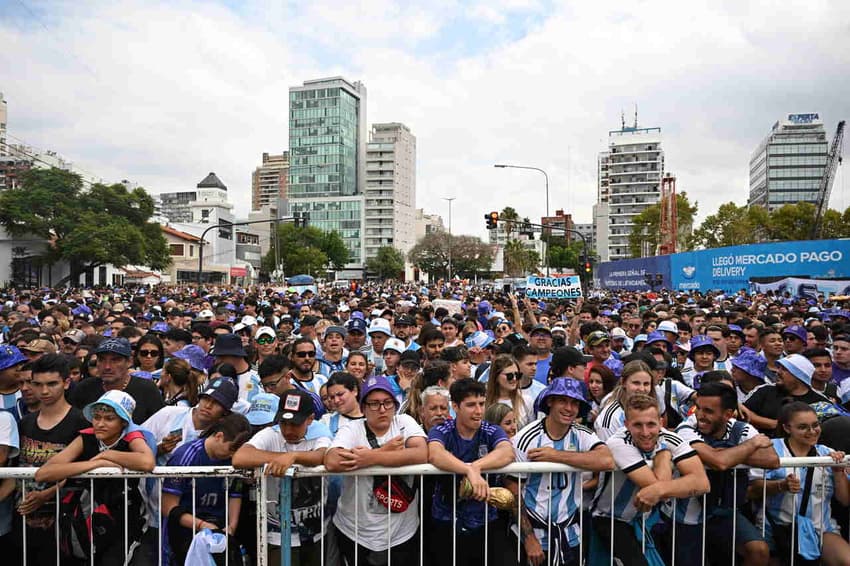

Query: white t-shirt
left=330, top=414, right=427, bottom=551
left=247, top=423, right=333, bottom=546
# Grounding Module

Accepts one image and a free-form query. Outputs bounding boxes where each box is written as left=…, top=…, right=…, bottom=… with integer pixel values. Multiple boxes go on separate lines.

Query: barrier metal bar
left=279, top=469, right=294, bottom=566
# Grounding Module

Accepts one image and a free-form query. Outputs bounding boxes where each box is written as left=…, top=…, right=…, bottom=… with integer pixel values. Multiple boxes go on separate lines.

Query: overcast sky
left=2, top=0, right=849, bottom=240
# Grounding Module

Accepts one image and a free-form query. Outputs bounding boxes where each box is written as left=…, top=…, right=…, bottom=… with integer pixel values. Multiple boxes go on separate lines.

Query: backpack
left=703, top=420, right=748, bottom=513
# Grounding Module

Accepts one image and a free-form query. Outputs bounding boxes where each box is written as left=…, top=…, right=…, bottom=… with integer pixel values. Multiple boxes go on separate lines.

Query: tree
left=261, top=222, right=349, bottom=277
left=408, top=232, right=492, bottom=280
left=0, top=168, right=170, bottom=284
left=689, top=202, right=770, bottom=249
left=366, top=246, right=405, bottom=279
left=500, top=206, right=519, bottom=239
left=765, top=202, right=819, bottom=242
left=547, top=240, right=585, bottom=271
left=821, top=207, right=850, bottom=239
left=628, top=192, right=698, bottom=257
left=503, top=239, right=539, bottom=277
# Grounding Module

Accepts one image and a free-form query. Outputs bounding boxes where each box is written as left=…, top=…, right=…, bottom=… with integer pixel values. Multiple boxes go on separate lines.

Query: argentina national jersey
left=593, top=427, right=696, bottom=523
left=593, top=400, right=625, bottom=442
left=665, top=418, right=760, bottom=525
left=511, top=419, right=604, bottom=549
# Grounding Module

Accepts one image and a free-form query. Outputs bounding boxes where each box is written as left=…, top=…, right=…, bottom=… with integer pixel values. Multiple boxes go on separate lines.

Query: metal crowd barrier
left=1, top=457, right=849, bottom=566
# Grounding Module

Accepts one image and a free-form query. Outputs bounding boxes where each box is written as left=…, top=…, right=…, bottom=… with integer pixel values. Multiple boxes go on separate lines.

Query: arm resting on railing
left=634, top=453, right=710, bottom=511
left=232, top=444, right=324, bottom=477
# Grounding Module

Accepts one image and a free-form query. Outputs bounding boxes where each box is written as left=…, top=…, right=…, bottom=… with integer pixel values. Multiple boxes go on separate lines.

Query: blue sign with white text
left=669, top=239, right=850, bottom=293
left=594, top=255, right=671, bottom=291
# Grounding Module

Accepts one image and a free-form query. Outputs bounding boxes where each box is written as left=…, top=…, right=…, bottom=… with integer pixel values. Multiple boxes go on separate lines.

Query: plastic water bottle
left=239, top=545, right=250, bottom=566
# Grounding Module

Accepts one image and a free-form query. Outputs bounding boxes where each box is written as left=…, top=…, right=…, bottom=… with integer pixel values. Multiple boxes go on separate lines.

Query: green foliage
left=503, top=239, right=539, bottom=277
left=262, top=222, right=349, bottom=277
left=0, top=168, right=170, bottom=278
left=408, top=231, right=492, bottom=279
left=628, top=192, right=698, bottom=258
left=690, top=202, right=850, bottom=249
left=547, top=240, right=585, bottom=271
left=366, top=246, right=405, bottom=279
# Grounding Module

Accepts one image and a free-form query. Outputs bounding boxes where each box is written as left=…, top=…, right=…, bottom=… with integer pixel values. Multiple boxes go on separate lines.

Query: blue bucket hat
left=83, top=390, right=136, bottom=425
left=173, top=344, right=211, bottom=372
left=645, top=331, right=671, bottom=348
left=536, top=378, right=590, bottom=414
left=731, top=350, right=767, bottom=381
left=777, top=354, right=815, bottom=388
left=0, top=345, right=28, bottom=372
left=688, top=335, right=720, bottom=360
left=728, top=324, right=745, bottom=338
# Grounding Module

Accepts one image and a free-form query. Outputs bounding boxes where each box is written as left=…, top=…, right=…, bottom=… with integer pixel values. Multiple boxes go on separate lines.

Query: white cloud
left=2, top=0, right=849, bottom=246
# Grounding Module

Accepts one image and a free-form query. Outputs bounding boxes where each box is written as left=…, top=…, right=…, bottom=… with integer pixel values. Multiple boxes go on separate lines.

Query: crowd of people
left=0, top=283, right=848, bottom=566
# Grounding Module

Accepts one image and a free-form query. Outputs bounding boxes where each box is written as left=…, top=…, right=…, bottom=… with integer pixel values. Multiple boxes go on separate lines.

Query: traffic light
left=485, top=211, right=499, bottom=229
left=584, top=261, right=592, bottom=274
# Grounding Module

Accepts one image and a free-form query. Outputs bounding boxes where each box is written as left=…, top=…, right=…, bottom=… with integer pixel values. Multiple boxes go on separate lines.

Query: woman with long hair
left=345, top=351, right=371, bottom=382
left=133, top=334, right=164, bottom=373
left=484, top=403, right=517, bottom=438
left=320, top=372, right=364, bottom=436
left=587, top=364, right=618, bottom=419
left=485, top=354, right=527, bottom=427
left=749, top=402, right=850, bottom=566
left=593, top=360, right=654, bottom=441
left=159, top=358, right=202, bottom=407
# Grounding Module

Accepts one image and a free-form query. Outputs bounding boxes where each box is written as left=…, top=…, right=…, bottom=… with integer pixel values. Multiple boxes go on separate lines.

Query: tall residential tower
left=252, top=151, right=289, bottom=211
left=594, top=119, right=664, bottom=262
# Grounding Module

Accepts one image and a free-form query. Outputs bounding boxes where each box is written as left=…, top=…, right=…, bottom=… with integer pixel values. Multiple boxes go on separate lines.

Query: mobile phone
left=169, top=428, right=183, bottom=437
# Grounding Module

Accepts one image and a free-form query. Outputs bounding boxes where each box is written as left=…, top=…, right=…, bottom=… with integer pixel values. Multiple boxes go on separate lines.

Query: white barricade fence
left=1, top=457, right=849, bottom=566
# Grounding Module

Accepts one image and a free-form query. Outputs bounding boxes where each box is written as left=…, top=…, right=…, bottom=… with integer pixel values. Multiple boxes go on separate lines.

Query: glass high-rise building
left=288, top=77, right=367, bottom=271
left=748, top=113, right=828, bottom=211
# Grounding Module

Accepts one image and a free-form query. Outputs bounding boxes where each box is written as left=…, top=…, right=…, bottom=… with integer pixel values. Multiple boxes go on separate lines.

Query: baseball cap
left=83, top=390, right=135, bottom=425
left=278, top=389, right=314, bottom=424
left=95, top=338, right=133, bottom=358
left=255, top=327, right=277, bottom=341
left=300, top=315, right=320, bottom=327
left=0, top=345, right=28, bottom=371
left=383, top=338, right=406, bottom=354
left=399, top=350, right=422, bottom=368
left=368, top=318, right=392, bottom=336
left=586, top=331, right=611, bottom=347
left=657, top=320, right=678, bottom=334
left=63, top=329, right=86, bottom=344
left=611, top=327, right=628, bottom=340
left=196, top=309, right=214, bottom=322
left=395, top=314, right=415, bottom=326
left=199, top=377, right=239, bottom=411
left=346, top=318, right=368, bottom=334
left=781, top=325, right=808, bottom=343
left=530, top=324, right=552, bottom=336
left=23, top=339, right=57, bottom=354
left=323, top=326, right=347, bottom=339
left=465, top=331, right=494, bottom=350
left=359, top=376, right=399, bottom=407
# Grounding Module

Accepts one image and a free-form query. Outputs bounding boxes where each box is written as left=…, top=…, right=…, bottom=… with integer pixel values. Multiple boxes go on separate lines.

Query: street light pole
left=494, top=164, right=550, bottom=276
left=442, top=197, right=455, bottom=282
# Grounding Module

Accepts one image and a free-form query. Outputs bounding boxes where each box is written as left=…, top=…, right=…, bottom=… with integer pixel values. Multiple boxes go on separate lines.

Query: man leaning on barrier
left=655, top=381, right=778, bottom=566
left=233, top=388, right=332, bottom=566
left=324, top=375, right=428, bottom=566
left=591, top=393, right=710, bottom=566
left=505, top=378, right=614, bottom=566
left=426, top=378, right=516, bottom=566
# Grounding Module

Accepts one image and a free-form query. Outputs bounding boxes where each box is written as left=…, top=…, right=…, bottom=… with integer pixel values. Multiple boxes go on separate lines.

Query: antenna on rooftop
left=634, top=104, right=638, bottom=129
left=621, top=110, right=625, bottom=130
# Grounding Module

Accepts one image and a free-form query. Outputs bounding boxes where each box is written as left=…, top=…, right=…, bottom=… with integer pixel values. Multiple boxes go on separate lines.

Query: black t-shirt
left=18, top=406, right=89, bottom=519
left=70, top=376, right=164, bottom=424
left=744, top=385, right=825, bottom=435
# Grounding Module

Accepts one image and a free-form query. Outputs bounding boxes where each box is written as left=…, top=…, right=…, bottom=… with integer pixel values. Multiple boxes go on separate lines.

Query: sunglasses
left=294, top=351, right=316, bottom=358
left=256, top=336, right=275, bottom=345
left=138, top=350, right=159, bottom=357
left=501, top=372, right=520, bottom=381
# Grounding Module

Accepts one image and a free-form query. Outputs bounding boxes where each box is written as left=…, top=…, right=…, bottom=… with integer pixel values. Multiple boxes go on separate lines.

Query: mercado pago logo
left=711, top=250, right=844, bottom=278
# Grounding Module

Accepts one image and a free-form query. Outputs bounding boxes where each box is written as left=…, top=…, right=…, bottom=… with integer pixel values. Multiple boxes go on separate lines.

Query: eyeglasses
left=783, top=336, right=801, bottom=342
left=364, top=399, right=396, bottom=411
left=256, top=336, right=275, bottom=345
left=793, top=422, right=820, bottom=432
left=138, top=350, right=159, bottom=357
left=294, top=351, right=316, bottom=358
left=262, top=378, right=282, bottom=391
left=501, top=372, right=520, bottom=381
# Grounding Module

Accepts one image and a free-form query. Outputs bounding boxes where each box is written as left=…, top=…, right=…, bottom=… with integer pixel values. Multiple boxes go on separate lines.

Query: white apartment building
left=595, top=124, right=664, bottom=262
left=252, top=151, right=289, bottom=211
left=364, top=123, right=416, bottom=266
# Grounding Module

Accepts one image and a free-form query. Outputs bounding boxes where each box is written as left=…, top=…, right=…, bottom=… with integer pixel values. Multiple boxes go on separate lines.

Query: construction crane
left=658, top=173, right=678, bottom=255
left=812, top=120, right=845, bottom=239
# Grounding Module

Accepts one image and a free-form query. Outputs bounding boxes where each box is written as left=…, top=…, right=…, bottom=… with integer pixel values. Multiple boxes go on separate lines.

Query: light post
left=442, top=197, right=455, bottom=282
left=494, top=164, right=550, bottom=275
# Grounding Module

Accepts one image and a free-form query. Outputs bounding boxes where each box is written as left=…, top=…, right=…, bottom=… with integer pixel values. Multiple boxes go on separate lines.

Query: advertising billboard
left=594, top=255, right=671, bottom=291
left=668, top=239, right=850, bottom=293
